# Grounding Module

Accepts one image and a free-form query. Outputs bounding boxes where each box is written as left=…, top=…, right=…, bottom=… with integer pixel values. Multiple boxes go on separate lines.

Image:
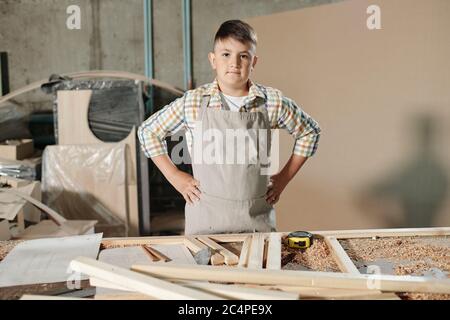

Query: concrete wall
left=0, top=0, right=344, bottom=112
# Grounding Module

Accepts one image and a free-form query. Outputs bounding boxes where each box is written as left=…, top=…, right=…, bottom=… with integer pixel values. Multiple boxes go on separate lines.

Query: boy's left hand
left=265, top=172, right=290, bottom=205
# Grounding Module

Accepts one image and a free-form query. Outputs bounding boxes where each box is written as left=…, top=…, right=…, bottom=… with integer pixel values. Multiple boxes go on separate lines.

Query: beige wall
left=247, top=0, right=450, bottom=231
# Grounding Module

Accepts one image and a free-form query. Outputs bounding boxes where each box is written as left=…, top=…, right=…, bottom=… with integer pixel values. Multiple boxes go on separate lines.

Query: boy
left=138, top=20, right=321, bottom=235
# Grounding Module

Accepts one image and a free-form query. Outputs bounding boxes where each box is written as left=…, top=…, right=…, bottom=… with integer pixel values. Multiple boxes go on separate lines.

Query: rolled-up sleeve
left=277, top=96, right=321, bottom=157
left=137, top=95, right=186, bottom=158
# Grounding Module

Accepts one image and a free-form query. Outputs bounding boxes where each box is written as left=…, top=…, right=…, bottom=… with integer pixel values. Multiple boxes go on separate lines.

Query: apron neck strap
left=200, top=95, right=211, bottom=120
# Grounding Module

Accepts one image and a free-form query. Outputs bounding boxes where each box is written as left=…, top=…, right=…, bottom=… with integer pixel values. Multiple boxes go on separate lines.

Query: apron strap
left=219, top=93, right=231, bottom=111
left=199, top=95, right=211, bottom=121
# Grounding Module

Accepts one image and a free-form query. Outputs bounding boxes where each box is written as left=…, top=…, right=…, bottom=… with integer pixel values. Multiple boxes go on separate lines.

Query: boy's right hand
left=169, top=170, right=201, bottom=205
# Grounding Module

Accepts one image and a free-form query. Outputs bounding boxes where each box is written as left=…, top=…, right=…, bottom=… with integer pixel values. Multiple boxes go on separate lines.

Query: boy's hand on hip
left=169, top=170, right=201, bottom=205
left=265, top=173, right=289, bottom=205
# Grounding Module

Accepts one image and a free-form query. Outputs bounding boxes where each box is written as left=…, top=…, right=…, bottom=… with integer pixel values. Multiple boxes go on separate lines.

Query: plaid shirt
left=138, top=79, right=321, bottom=158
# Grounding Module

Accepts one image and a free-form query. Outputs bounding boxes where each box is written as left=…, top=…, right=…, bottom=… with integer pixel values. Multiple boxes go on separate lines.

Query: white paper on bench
left=0, top=233, right=102, bottom=287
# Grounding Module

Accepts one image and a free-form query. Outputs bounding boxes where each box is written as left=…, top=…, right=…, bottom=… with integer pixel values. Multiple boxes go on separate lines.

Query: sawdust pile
left=281, top=236, right=340, bottom=272
left=340, top=236, right=450, bottom=301
left=339, top=236, right=450, bottom=276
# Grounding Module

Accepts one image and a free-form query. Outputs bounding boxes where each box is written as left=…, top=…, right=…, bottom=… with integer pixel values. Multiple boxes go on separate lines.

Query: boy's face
left=208, top=37, right=258, bottom=92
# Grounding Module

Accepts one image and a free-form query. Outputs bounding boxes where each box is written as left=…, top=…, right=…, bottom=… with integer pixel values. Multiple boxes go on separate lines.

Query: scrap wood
left=20, top=295, right=88, bottom=300
left=144, top=245, right=171, bottom=262
left=90, top=276, right=298, bottom=300
left=266, top=233, right=281, bottom=270
left=237, top=236, right=251, bottom=268
left=247, top=233, right=265, bottom=269
left=197, top=236, right=239, bottom=266
left=69, top=256, right=221, bottom=300
left=324, top=236, right=360, bottom=274
left=131, top=263, right=450, bottom=294
left=0, top=187, right=65, bottom=225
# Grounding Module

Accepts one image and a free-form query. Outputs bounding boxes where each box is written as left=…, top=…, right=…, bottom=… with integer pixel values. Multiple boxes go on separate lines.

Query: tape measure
left=287, top=231, right=313, bottom=249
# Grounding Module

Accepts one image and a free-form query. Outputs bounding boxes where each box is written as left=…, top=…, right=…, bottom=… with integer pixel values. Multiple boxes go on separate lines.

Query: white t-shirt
left=221, top=93, right=247, bottom=112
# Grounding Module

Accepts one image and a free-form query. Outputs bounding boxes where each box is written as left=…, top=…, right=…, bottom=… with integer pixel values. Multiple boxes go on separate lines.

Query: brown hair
left=213, top=20, right=257, bottom=50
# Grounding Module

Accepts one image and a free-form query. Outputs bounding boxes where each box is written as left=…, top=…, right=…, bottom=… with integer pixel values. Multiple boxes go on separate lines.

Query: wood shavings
left=0, top=240, right=23, bottom=261
left=339, top=236, right=450, bottom=276
left=281, top=236, right=340, bottom=272
left=397, top=292, right=450, bottom=300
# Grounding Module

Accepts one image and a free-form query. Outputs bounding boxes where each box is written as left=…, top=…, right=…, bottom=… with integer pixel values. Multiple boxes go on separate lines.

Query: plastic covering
left=42, top=144, right=128, bottom=237
left=0, top=156, right=41, bottom=180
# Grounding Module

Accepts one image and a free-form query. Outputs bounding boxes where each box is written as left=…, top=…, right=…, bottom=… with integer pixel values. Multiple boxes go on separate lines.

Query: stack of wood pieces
left=0, top=176, right=96, bottom=240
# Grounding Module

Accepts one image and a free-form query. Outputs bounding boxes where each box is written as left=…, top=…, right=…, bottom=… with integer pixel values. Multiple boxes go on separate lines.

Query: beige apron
left=185, top=91, right=276, bottom=235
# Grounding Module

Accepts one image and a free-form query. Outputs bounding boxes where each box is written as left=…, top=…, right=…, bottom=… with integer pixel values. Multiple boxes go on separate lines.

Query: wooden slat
left=197, top=236, right=239, bottom=266
left=177, top=280, right=299, bottom=300
left=184, top=237, right=208, bottom=254
left=238, top=236, right=252, bottom=268
left=102, top=227, right=450, bottom=248
left=131, top=263, right=450, bottom=294
left=247, top=233, right=265, bottom=269
left=313, top=227, right=450, bottom=239
left=266, top=233, right=281, bottom=270
left=324, top=236, right=359, bottom=274
left=70, top=257, right=222, bottom=300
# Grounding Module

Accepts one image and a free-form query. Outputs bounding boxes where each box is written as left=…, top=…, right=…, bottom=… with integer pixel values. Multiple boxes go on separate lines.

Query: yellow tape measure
left=287, top=231, right=313, bottom=249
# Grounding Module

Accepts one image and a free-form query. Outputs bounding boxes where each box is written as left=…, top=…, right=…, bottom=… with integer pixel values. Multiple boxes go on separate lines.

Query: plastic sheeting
left=42, top=144, right=128, bottom=237
left=0, top=156, right=41, bottom=180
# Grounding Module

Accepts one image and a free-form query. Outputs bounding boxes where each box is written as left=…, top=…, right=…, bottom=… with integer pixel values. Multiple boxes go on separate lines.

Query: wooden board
left=132, top=263, right=450, bottom=294
left=324, top=236, right=360, bottom=274
left=266, top=233, right=281, bottom=270
left=70, top=257, right=221, bottom=300
left=0, top=219, right=10, bottom=240
left=197, top=236, right=239, bottom=266
left=56, top=90, right=139, bottom=236
left=0, top=139, right=34, bottom=161
left=247, top=233, right=265, bottom=269
left=237, top=236, right=251, bottom=268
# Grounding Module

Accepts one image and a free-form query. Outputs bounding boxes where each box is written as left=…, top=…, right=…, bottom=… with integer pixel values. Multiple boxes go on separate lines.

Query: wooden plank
left=324, top=236, right=359, bottom=274
left=144, top=245, right=170, bottom=262
left=240, top=284, right=389, bottom=299
left=176, top=280, right=299, bottom=300
left=102, top=233, right=248, bottom=247
left=266, top=233, right=281, bottom=270
left=197, top=236, right=239, bottom=266
left=313, top=227, right=450, bottom=239
left=247, top=233, right=265, bottom=269
left=20, top=295, right=88, bottom=300
left=101, top=227, right=450, bottom=248
left=0, top=219, right=10, bottom=240
left=131, top=264, right=450, bottom=294
left=211, top=253, right=225, bottom=266
left=70, top=257, right=222, bottom=300
left=238, top=236, right=251, bottom=268
left=90, top=277, right=298, bottom=300
left=184, top=236, right=208, bottom=254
